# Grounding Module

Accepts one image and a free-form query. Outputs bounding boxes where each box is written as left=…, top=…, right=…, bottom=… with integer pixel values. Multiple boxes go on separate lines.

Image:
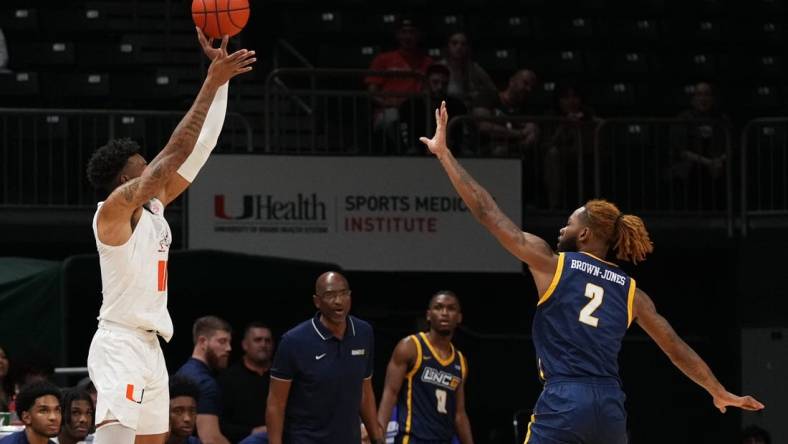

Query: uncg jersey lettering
left=532, top=252, right=636, bottom=381
left=393, top=333, right=465, bottom=444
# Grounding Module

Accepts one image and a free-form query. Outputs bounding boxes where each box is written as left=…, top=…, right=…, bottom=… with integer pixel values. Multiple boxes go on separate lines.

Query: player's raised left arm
left=454, top=374, right=474, bottom=444
left=161, top=28, right=243, bottom=205
left=420, top=101, right=556, bottom=274
left=633, top=288, right=765, bottom=413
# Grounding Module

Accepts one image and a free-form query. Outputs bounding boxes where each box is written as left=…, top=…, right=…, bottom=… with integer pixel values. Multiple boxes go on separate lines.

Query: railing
left=594, top=118, right=733, bottom=233
left=741, top=118, right=788, bottom=235
left=0, top=108, right=253, bottom=207
left=447, top=115, right=596, bottom=211
left=264, top=68, right=429, bottom=154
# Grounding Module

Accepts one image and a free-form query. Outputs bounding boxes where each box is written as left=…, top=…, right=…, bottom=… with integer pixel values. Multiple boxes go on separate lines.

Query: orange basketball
left=192, top=0, right=250, bottom=38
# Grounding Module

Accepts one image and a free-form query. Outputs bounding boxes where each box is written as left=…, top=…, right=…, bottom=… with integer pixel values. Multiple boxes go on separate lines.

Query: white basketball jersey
left=92, top=198, right=174, bottom=341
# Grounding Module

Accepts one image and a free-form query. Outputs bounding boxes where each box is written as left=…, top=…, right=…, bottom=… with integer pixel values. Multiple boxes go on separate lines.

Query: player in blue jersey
left=420, top=102, right=764, bottom=443
left=378, top=291, right=473, bottom=444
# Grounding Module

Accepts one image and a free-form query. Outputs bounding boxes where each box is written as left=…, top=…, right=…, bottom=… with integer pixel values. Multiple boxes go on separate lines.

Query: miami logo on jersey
left=420, top=367, right=461, bottom=391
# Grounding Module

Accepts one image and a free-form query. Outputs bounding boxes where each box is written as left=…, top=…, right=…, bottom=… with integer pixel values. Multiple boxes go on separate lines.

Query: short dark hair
left=243, top=321, right=272, bottom=339
left=429, top=290, right=461, bottom=310
left=192, top=316, right=232, bottom=344
left=169, top=375, right=200, bottom=402
left=741, top=425, right=771, bottom=444
left=61, top=388, right=94, bottom=428
left=426, top=63, right=451, bottom=78
left=15, top=381, right=61, bottom=418
left=86, top=138, right=141, bottom=197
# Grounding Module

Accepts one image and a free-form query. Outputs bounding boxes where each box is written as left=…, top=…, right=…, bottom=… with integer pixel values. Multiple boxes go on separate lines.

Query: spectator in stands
left=668, top=81, right=730, bottom=209
left=366, top=17, right=433, bottom=153
left=175, top=316, right=233, bottom=444
left=11, top=356, right=54, bottom=396
left=0, top=345, right=9, bottom=411
left=398, top=64, right=467, bottom=154
left=438, top=32, right=497, bottom=109
left=0, top=381, right=61, bottom=444
left=472, top=69, right=540, bottom=157
left=56, top=389, right=94, bottom=444
left=741, top=425, right=771, bottom=444
left=0, top=27, right=9, bottom=73
left=74, top=378, right=96, bottom=409
left=166, top=376, right=201, bottom=444
left=219, top=322, right=274, bottom=443
left=543, top=81, right=599, bottom=209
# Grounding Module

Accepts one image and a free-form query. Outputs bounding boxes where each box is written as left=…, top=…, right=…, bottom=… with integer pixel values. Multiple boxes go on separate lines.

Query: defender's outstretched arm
left=633, top=289, right=765, bottom=413
left=420, top=101, right=556, bottom=274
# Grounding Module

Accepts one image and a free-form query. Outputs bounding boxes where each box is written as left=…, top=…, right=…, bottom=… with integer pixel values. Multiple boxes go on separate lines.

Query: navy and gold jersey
left=394, top=332, right=466, bottom=444
left=532, top=252, right=636, bottom=381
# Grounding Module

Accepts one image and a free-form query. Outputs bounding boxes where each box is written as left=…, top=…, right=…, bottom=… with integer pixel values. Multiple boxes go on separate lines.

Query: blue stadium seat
left=748, top=84, right=781, bottom=109
left=610, top=51, right=652, bottom=75
left=542, top=50, right=586, bottom=76
left=0, top=8, right=39, bottom=31
left=318, top=44, right=380, bottom=68
left=473, top=15, right=531, bottom=39
left=751, top=54, right=784, bottom=79
left=11, top=42, right=76, bottom=68
left=430, top=13, right=466, bottom=36
left=0, top=72, right=39, bottom=96
left=476, top=47, right=519, bottom=73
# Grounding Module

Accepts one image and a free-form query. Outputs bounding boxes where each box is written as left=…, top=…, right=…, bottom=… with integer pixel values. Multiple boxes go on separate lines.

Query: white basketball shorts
left=87, top=320, right=169, bottom=435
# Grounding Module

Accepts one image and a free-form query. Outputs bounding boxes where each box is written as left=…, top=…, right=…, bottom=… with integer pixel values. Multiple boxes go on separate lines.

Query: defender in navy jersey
left=421, top=102, right=764, bottom=443
left=378, top=291, right=473, bottom=444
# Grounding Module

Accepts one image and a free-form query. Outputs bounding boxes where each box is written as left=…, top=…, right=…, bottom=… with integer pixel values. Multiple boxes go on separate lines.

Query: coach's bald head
left=314, top=272, right=352, bottom=328
left=315, top=271, right=349, bottom=294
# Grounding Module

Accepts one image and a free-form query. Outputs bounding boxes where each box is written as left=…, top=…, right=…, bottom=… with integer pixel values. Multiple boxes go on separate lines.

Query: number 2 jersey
left=92, top=198, right=174, bottom=341
left=533, top=251, right=636, bottom=381
left=394, top=332, right=466, bottom=444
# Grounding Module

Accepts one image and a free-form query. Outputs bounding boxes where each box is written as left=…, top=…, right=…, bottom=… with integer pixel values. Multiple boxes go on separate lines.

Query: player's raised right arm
left=101, top=38, right=254, bottom=217
left=377, top=337, right=416, bottom=433
left=420, top=101, right=556, bottom=273
left=633, top=289, right=765, bottom=413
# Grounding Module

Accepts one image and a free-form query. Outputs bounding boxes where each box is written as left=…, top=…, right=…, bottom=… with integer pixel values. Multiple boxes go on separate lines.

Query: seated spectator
left=398, top=64, right=467, bottom=154
left=166, top=376, right=201, bottom=444
left=0, top=345, right=9, bottom=411
left=218, top=322, right=274, bottom=443
left=472, top=69, right=540, bottom=157
left=73, top=378, right=96, bottom=409
left=365, top=17, right=433, bottom=153
left=741, top=425, right=771, bottom=444
left=55, top=389, right=94, bottom=444
left=0, top=27, right=8, bottom=73
left=438, top=32, right=498, bottom=109
left=671, top=81, right=729, bottom=179
left=543, top=81, right=599, bottom=209
left=175, top=316, right=233, bottom=444
left=0, top=381, right=61, bottom=444
left=668, top=81, right=730, bottom=209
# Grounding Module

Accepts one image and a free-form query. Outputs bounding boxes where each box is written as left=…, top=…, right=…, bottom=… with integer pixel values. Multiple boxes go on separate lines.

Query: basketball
left=192, top=0, right=250, bottom=38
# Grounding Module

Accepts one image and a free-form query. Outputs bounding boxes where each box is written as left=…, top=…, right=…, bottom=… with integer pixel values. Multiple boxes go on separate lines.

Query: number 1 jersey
left=395, top=332, right=466, bottom=444
left=532, top=252, right=636, bottom=381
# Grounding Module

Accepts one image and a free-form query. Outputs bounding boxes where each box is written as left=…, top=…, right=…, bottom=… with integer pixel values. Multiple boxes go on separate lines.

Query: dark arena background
left=0, top=0, right=787, bottom=443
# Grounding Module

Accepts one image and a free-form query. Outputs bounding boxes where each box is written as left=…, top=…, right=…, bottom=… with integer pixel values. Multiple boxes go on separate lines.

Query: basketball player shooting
left=84, top=29, right=255, bottom=444
left=420, top=102, right=764, bottom=443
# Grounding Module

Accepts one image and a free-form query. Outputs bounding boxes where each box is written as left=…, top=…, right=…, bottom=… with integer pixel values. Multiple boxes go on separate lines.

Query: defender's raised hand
left=712, top=391, right=765, bottom=413
left=419, top=101, right=449, bottom=158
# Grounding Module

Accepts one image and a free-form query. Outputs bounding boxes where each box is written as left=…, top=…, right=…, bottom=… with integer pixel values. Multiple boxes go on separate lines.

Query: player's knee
left=94, top=420, right=136, bottom=444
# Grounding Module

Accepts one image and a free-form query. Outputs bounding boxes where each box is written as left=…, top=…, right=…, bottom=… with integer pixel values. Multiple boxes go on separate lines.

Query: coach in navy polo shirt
left=266, top=272, right=384, bottom=444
